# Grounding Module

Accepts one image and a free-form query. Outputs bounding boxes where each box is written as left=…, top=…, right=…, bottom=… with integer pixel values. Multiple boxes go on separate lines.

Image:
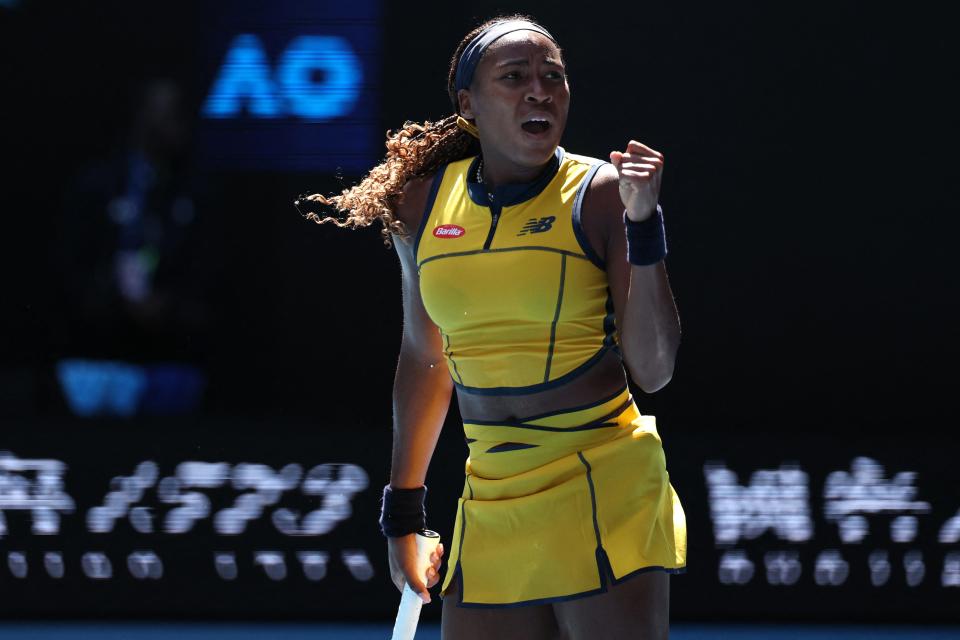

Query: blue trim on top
left=412, top=163, right=448, bottom=263
left=465, top=147, right=565, bottom=207
left=571, top=161, right=608, bottom=270
left=453, top=344, right=613, bottom=396
left=443, top=332, right=464, bottom=385
left=481, top=203, right=502, bottom=250
left=542, top=253, right=567, bottom=383
left=418, top=244, right=590, bottom=269
left=602, top=287, right=618, bottom=349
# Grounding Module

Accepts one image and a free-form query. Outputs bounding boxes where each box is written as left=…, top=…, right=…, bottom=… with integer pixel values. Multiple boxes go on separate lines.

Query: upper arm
left=391, top=174, right=446, bottom=363
left=580, top=163, right=630, bottom=336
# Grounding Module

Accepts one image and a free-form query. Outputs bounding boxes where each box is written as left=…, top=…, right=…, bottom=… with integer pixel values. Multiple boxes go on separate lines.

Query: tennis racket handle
left=390, top=529, right=441, bottom=640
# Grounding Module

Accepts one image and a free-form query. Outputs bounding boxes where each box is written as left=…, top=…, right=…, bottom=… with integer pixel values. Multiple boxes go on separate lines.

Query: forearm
left=619, top=260, right=681, bottom=393
left=390, top=345, right=454, bottom=488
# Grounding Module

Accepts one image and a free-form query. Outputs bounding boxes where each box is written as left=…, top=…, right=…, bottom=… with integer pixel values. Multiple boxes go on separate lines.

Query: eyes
left=500, top=70, right=566, bottom=82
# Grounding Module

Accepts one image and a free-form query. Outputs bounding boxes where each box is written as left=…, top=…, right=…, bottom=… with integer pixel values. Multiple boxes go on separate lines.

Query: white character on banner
left=868, top=550, right=891, bottom=586
left=82, top=552, right=113, bottom=579
left=272, top=463, right=369, bottom=536
left=254, top=551, right=286, bottom=580
left=939, top=509, right=960, bottom=544
left=904, top=550, right=925, bottom=587
left=159, top=461, right=230, bottom=534
left=44, top=551, right=65, bottom=579
left=764, top=551, right=801, bottom=586
left=87, top=460, right=158, bottom=533
left=215, top=463, right=301, bottom=535
left=214, top=552, right=238, bottom=580
left=943, top=552, right=960, bottom=587
left=891, top=515, right=919, bottom=543
left=298, top=551, right=330, bottom=581
left=7, top=551, right=28, bottom=578
left=703, top=462, right=813, bottom=545
left=824, top=457, right=931, bottom=544
left=814, top=549, right=849, bottom=586
left=718, top=550, right=754, bottom=585
left=0, top=451, right=75, bottom=537
left=127, top=550, right=163, bottom=580
left=341, top=549, right=374, bottom=581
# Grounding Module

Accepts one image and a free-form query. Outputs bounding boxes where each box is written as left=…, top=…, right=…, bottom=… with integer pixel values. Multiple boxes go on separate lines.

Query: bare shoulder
left=393, top=170, right=439, bottom=239
left=582, top=162, right=623, bottom=222
left=391, top=170, right=440, bottom=272
left=579, top=161, right=624, bottom=262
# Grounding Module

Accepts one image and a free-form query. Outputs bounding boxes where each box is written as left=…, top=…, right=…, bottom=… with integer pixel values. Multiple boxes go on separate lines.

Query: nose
left=525, top=76, right=552, bottom=103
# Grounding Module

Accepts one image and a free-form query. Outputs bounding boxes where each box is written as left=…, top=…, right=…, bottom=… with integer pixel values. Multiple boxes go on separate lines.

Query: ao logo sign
left=203, top=34, right=363, bottom=120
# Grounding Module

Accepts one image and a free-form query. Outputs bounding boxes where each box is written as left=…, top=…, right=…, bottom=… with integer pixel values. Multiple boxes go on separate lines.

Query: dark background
left=2, top=0, right=958, bottom=624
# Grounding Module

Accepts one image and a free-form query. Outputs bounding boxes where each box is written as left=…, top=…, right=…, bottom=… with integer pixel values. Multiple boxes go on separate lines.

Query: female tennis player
left=298, top=14, right=686, bottom=639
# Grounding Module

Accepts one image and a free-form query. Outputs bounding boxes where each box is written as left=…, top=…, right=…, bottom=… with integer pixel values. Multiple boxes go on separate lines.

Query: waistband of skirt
left=462, top=384, right=638, bottom=448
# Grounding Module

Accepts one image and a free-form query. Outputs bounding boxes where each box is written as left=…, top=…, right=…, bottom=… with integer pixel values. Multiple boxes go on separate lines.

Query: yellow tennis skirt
left=439, top=384, right=687, bottom=607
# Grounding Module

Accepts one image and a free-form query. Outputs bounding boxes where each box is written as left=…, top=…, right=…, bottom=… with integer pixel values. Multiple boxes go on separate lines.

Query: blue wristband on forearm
left=379, top=484, right=427, bottom=537
left=624, top=204, right=667, bottom=266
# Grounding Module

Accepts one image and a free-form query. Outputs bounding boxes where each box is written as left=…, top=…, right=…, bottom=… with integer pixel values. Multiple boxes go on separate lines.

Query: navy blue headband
left=454, top=20, right=558, bottom=93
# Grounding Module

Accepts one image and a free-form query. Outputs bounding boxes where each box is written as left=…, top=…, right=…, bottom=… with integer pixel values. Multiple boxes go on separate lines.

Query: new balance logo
left=517, top=216, right=556, bottom=236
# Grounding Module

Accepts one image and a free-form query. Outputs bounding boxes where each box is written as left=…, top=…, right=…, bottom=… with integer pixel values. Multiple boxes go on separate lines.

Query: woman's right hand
left=387, top=534, right=445, bottom=604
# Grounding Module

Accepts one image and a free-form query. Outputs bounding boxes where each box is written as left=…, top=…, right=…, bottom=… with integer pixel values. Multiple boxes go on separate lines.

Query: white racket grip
left=391, top=529, right=441, bottom=640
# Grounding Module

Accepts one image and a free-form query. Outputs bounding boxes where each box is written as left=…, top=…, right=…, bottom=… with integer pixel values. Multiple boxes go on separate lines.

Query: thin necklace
left=476, top=157, right=493, bottom=200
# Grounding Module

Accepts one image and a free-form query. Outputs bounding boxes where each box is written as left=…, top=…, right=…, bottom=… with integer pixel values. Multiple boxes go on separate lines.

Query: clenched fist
left=610, top=140, right=664, bottom=222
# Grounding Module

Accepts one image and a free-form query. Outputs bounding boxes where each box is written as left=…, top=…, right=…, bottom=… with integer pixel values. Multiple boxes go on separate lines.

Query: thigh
left=552, top=570, right=670, bottom=640
left=440, top=570, right=563, bottom=640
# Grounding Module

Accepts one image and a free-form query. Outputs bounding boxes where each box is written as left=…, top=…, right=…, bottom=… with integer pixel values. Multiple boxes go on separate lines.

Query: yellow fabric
left=416, top=147, right=613, bottom=393
left=438, top=385, right=688, bottom=606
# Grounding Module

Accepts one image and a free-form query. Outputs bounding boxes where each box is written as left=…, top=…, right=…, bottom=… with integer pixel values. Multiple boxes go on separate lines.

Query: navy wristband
left=624, top=204, right=667, bottom=266
left=379, top=484, right=427, bottom=537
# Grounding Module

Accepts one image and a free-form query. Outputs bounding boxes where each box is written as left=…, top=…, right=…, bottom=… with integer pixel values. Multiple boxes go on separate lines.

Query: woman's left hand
left=609, top=140, right=663, bottom=222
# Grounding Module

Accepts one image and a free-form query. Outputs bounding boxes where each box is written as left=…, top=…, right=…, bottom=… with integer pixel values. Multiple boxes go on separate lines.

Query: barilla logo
left=433, top=224, right=466, bottom=238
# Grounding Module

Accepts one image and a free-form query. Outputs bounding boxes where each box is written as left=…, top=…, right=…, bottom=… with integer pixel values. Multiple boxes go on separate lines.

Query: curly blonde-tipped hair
left=295, top=13, right=558, bottom=246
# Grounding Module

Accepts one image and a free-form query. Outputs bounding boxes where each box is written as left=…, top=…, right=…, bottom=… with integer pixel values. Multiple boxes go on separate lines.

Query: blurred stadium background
left=2, top=0, right=958, bottom=637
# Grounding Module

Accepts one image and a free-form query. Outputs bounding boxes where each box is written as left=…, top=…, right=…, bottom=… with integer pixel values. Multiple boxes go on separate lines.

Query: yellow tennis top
left=414, top=146, right=617, bottom=395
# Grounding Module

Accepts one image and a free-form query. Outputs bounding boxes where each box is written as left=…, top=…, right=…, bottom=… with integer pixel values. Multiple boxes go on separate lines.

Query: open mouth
left=521, top=119, right=552, bottom=136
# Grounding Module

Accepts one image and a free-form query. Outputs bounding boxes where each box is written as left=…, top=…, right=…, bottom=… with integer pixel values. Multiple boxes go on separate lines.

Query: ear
left=457, top=89, right=474, bottom=119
